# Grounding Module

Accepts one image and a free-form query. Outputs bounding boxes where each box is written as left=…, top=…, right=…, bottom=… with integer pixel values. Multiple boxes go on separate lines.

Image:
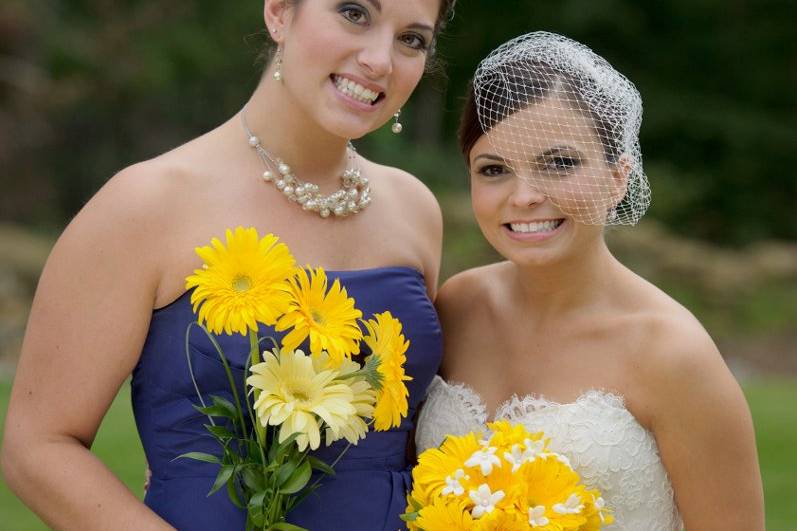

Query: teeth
left=334, top=75, right=380, bottom=104
left=509, top=220, right=563, bottom=233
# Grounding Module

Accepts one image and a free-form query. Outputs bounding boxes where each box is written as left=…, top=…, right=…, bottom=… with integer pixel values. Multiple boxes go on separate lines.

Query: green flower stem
left=249, top=330, right=268, bottom=451
left=197, top=323, right=248, bottom=435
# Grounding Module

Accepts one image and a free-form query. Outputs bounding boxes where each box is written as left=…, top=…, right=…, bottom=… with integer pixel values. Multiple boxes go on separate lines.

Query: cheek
left=291, top=18, right=345, bottom=65
left=391, top=56, right=426, bottom=98
left=470, top=183, right=502, bottom=225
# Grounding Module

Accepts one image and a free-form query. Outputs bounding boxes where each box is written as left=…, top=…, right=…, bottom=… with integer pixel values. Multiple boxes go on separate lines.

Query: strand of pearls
left=240, top=111, right=372, bottom=218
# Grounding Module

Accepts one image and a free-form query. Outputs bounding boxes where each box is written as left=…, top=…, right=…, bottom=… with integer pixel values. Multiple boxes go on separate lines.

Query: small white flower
left=504, top=438, right=548, bottom=472
left=465, top=447, right=502, bottom=475
left=441, top=468, right=469, bottom=496
left=469, top=483, right=505, bottom=518
left=593, top=495, right=607, bottom=522
left=553, top=452, right=572, bottom=468
left=553, top=493, right=585, bottom=515
left=528, top=505, right=550, bottom=527
left=524, top=437, right=546, bottom=458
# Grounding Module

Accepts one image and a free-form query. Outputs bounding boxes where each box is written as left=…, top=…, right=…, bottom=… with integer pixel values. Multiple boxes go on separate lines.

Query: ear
left=610, top=153, right=633, bottom=205
left=264, top=0, right=291, bottom=44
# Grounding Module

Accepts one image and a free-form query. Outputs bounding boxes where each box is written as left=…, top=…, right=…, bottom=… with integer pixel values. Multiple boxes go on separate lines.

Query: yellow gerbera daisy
left=313, top=354, right=376, bottom=447
left=472, top=509, right=528, bottom=531
left=415, top=497, right=474, bottom=531
left=185, top=227, right=295, bottom=335
left=363, top=311, right=413, bottom=431
left=517, top=456, right=602, bottom=530
left=487, top=420, right=547, bottom=455
left=412, top=431, right=483, bottom=505
left=275, top=267, right=362, bottom=365
left=247, top=348, right=358, bottom=451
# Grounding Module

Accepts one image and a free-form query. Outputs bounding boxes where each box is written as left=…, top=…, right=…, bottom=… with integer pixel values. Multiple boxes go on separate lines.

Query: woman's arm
left=1, top=167, right=175, bottom=530
left=646, top=317, right=765, bottom=530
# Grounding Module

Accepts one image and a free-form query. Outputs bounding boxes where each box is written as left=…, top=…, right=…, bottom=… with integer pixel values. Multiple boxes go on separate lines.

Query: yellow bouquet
left=177, top=227, right=411, bottom=531
left=403, top=421, right=612, bottom=530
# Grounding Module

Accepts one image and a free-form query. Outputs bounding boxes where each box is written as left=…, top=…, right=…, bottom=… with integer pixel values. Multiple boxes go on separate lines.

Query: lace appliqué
left=416, top=376, right=683, bottom=531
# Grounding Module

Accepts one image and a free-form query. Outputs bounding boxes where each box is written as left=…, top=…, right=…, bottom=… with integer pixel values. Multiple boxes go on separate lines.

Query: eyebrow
left=472, top=153, right=508, bottom=165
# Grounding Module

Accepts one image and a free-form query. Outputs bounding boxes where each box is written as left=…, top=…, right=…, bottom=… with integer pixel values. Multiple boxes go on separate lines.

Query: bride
left=415, top=32, right=764, bottom=530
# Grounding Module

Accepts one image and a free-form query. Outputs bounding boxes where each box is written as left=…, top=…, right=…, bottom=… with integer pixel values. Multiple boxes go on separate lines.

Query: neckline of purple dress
left=132, top=266, right=442, bottom=530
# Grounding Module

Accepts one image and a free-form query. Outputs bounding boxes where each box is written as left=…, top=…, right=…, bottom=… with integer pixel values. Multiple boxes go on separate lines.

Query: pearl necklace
left=240, top=110, right=371, bottom=218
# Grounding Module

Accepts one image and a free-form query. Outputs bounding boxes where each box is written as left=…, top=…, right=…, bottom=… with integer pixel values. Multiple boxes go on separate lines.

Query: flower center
left=311, top=310, right=325, bottom=326
left=287, top=382, right=315, bottom=406
left=232, top=275, right=252, bottom=292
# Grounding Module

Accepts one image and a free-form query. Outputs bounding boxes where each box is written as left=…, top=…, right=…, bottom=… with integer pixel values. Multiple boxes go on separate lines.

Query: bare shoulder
left=621, top=277, right=764, bottom=527
left=437, top=263, right=507, bottom=329
left=437, top=263, right=508, bottom=375
left=625, top=279, right=742, bottom=426
left=362, top=158, right=443, bottom=290
left=365, top=160, right=442, bottom=229
left=367, top=162, right=443, bottom=241
left=51, top=151, right=205, bottom=299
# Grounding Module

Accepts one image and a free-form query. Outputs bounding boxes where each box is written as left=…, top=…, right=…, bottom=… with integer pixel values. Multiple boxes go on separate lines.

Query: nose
left=356, top=32, right=393, bottom=79
left=509, top=178, right=546, bottom=208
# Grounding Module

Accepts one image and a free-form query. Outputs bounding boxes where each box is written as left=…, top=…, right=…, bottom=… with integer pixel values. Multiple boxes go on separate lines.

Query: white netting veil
left=472, top=32, right=650, bottom=225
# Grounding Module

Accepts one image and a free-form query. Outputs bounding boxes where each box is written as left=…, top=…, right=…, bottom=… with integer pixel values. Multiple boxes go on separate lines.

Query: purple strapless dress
left=131, top=267, right=442, bottom=530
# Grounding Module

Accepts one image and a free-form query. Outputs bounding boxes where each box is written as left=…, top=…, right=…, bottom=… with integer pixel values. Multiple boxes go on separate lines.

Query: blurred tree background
left=5, top=0, right=794, bottom=367
left=1, top=0, right=795, bottom=243
left=1, top=0, right=796, bottom=528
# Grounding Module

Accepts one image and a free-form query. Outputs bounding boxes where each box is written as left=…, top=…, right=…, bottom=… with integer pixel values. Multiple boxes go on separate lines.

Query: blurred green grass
left=1, top=377, right=795, bottom=529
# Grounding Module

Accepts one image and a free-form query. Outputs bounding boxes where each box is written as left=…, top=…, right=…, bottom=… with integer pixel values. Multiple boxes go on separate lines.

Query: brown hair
left=458, top=61, right=624, bottom=166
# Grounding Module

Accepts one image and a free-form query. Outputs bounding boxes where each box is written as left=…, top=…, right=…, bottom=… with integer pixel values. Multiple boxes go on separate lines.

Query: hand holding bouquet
left=178, top=227, right=411, bottom=531
left=404, top=421, right=612, bottom=530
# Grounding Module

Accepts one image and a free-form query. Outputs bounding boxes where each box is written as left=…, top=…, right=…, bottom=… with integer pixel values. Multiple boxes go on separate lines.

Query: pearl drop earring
left=273, top=47, right=283, bottom=82
left=391, top=109, right=403, bottom=134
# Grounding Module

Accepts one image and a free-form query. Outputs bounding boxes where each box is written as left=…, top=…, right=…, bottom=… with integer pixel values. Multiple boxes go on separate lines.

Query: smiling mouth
left=506, top=219, right=564, bottom=233
left=331, top=75, right=385, bottom=105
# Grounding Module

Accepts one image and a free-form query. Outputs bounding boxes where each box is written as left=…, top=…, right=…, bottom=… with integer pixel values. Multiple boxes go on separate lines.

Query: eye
left=543, top=155, right=581, bottom=172
left=338, top=3, right=369, bottom=25
left=476, top=164, right=509, bottom=178
left=399, top=32, right=429, bottom=52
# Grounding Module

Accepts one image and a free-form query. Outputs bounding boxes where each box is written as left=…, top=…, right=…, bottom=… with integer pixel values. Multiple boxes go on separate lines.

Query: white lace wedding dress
left=415, top=376, right=683, bottom=530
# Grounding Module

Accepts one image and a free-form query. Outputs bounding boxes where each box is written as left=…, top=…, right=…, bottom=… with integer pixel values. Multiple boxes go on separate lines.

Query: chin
left=320, top=113, right=382, bottom=140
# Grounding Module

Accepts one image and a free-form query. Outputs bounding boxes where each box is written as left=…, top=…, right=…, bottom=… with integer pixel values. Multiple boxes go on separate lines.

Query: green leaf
left=268, top=523, right=308, bottom=531
left=226, top=477, right=245, bottom=509
left=211, top=395, right=238, bottom=418
left=306, top=456, right=335, bottom=477
left=242, top=466, right=266, bottom=491
left=275, top=459, right=298, bottom=488
left=205, top=424, right=236, bottom=439
left=279, top=460, right=311, bottom=494
left=174, top=452, right=221, bottom=464
left=400, top=512, right=419, bottom=522
left=269, top=432, right=300, bottom=462
left=248, top=439, right=264, bottom=464
left=208, top=465, right=235, bottom=496
left=194, top=403, right=236, bottom=420
left=248, top=490, right=268, bottom=527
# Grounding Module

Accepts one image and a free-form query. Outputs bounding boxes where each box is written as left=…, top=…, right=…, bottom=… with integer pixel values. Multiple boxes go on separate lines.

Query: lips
left=331, top=74, right=385, bottom=105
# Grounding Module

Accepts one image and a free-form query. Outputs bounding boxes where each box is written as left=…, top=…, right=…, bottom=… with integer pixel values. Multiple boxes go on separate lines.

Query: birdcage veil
left=472, top=32, right=650, bottom=225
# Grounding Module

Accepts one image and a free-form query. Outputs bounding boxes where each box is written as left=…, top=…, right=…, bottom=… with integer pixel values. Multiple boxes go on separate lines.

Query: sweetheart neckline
left=153, top=265, right=425, bottom=314
left=431, top=374, right=630, bottom=422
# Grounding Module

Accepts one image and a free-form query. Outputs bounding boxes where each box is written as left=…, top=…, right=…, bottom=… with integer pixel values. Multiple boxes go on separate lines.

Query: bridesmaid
left=2, top=1, right=454, bottom=529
